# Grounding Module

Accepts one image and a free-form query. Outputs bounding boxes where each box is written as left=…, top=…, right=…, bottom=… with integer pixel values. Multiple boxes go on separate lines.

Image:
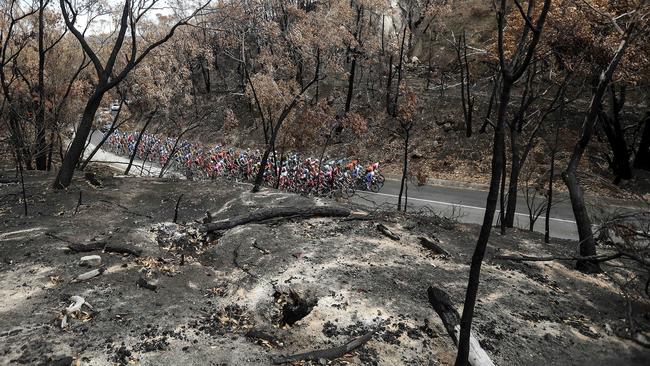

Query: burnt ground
left=1, top=165, right=649, bottom=366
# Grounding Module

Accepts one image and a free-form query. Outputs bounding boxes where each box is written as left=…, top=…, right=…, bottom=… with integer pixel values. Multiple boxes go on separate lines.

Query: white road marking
left=360, top=191, right=577, bottom=224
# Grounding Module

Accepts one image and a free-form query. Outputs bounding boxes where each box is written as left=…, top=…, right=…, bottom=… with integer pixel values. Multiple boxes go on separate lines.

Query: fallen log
left=104, top=244, right=143, bottom=256
left=75, top=268, right=105, bottom=282
left=272, top=331, right=374, bottom=364
left=419, top=237, right=450, bottom=257
left=493, top=252, right=622, bottom=263
left=201, top=206, right=351, bottom=232
left=67, top=241, right=105, bottom=252
left=67, top=242, right=142, bottom=257
left=377, top=223, right=400, bottom=241
left=427, top=286, right=495, bottom=366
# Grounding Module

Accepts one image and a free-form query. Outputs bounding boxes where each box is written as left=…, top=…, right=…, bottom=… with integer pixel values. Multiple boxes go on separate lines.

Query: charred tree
left=251, top=57, right=321, bottom=193
left=386, top=54, right=393, bottom=114
left=479, top=73, right=500, bottom=133
left=80, top=98, right=127, bottom=170
left=562, top=32, right=633, bottom=274
left=53, top=0, right=208, bottom=188
left=124, top=110, right=156, bottom=175
left=345, top=4, right=363, bottom=114
left=634, top=112, right=650, bottom=170
left=503, top=69, right=567, bottom=229
left=599, top=85, right=632, bottom=184
left=397, top=126, right=411, bottom=212
left=455, top=1, right=552, bottom=365
left=545, top=91, right=565, bottom=244
left=34, top=0, right=47, bottom=170
left=456, top=30, right=474, bottom=137
left=158, top=124, right=200, bottom=178
left=392, top=25, right=408, bottom=117
left=503, top=67, right=538, bottom=229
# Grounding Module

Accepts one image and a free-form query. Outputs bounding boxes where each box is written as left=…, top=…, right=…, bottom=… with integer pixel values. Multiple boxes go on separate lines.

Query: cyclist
left=364, top=162, right=379, bottom=190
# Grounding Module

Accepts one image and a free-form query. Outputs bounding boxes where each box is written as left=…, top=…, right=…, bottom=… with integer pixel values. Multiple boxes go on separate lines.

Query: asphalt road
left=353, top=181, right=581, bottom=239
left=85, top=130, right=638, bottom=241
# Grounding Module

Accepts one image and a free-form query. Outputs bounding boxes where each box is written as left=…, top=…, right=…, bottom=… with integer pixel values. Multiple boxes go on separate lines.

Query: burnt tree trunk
left=601, top=114, right=632, bottom=184
left=479, top=74, right=499, bottom=134
left=381, top=15, right=385, bottom=54
left=504, top=66, right=539, bottom=229
left=458, top=79, right=510, bottom=364
left=253, top=148, right=273, bottom=192
left=158, top=125, right=199, bottom=178
left=386, top=54, right=393, bottom=114
left=456, top=1, right=552, bottom=364
left=13, top=148, right=28, bottom=216
left=345, top=57, right=357, bottom=113
left=34, top=0, right=47, bottom=170
left=545, top=118, right=560, bottom=244
left=54, top=92, right=103, bottom=188
left=397, top=127, right=410, bottom=211
left=599, top=85, right=632, bottom=184
left=251, top=55, right=320, bottom=193
left=504, top=125, right=520, bottom=229
left=53, top=0, right=205, bottom=188
left=392, top=25, right=407, bottom=118
left=499, top=139, right=507, bottom=235
left=634, top=112, right=650, bottom=170
left=457, top=30, right=473, bottom=137
left=79, top=126, right=98, bottom=168
left=344, top=5, right=363, bottom=114
left=80, top=99, right=125, bottom=170
left=124, top=112, right=155, bottom=175
left=562, top=35, right=631, bottom=274
left=46, top=128, right=56, bottom=171
left=428, top=287, right=495, bottom=366
left=275, top=140, right=286, bottom=189
left=201, top=206, right=351, bottom=232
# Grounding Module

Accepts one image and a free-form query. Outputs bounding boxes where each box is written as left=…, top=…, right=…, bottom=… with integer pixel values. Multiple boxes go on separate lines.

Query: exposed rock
left=79, top=255, right=101, bottom=267
left=136, top=277, right=159, bottom=291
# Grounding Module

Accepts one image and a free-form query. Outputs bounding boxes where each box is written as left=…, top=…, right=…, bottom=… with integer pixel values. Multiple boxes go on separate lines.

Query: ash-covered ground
left=1, top=166, right=649, bottom=365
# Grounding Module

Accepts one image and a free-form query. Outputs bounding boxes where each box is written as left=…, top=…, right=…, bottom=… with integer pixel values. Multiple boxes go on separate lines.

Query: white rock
left=76, top=268, right=104, bottom=281
left=79, top=255, right=101, bottom=267
left=604, top=323, right=613, bottom=335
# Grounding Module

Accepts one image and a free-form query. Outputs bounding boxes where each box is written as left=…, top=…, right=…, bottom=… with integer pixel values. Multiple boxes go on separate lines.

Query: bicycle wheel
left=342, top=184, right=355, bottom=198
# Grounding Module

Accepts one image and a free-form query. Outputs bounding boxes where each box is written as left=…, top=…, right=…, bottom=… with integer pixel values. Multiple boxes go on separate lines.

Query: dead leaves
left=135, top=256, right=179, bottom=276
left=49, top=275, right=63, bottom=285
